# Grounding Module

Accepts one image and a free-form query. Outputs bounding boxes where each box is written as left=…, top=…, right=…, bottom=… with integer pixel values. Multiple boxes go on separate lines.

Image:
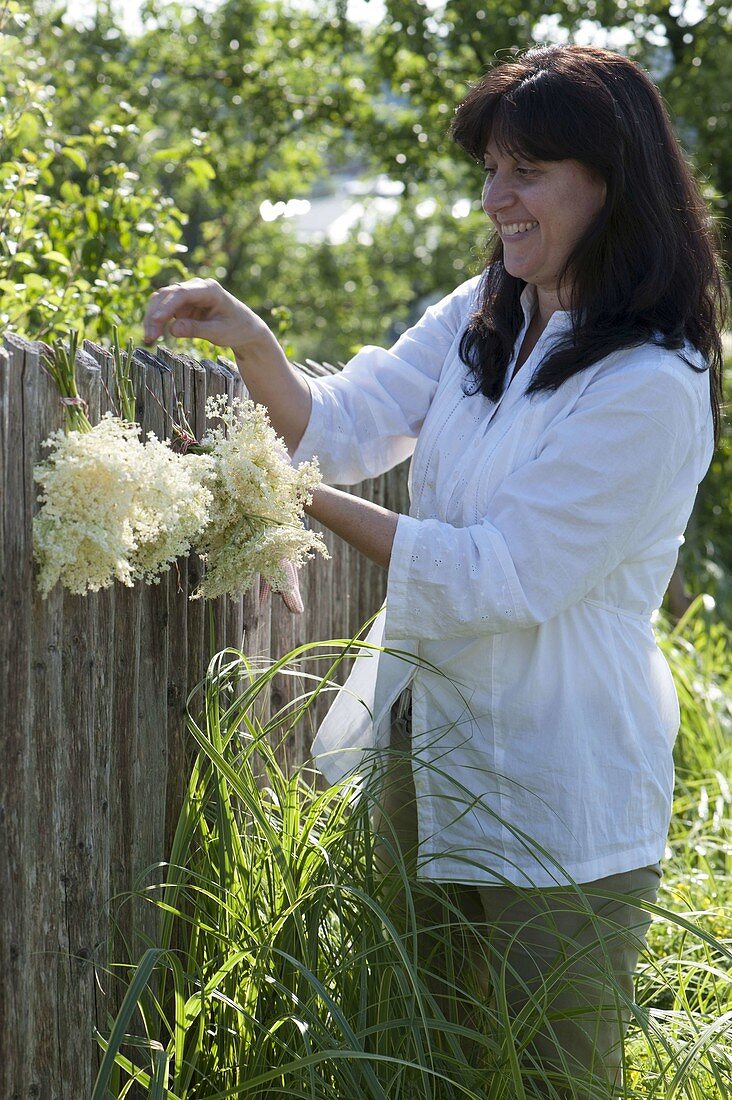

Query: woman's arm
left=305, top=486, right=398, bottom=570
left=144, top=275, right=480, bottom=483
left=290, top=277, right=480, bottom=485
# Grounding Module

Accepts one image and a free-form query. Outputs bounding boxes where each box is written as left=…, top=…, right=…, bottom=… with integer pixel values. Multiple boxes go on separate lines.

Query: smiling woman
left=479, top=149, right=609, bottom=378
left=451, top=46, right=726, bottom=438
left=142, top=43, right=727, bottom=1099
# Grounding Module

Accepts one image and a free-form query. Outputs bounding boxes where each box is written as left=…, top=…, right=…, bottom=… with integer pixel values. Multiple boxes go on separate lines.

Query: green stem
left=49, top=329, right=93, bottom=434
left=112, top=325, right=137, bottom=423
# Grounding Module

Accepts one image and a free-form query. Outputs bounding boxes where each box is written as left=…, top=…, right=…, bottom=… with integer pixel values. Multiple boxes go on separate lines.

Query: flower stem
left=112, top=326, right=137, bottom=424
left=49, top=330, right=93, bottom=434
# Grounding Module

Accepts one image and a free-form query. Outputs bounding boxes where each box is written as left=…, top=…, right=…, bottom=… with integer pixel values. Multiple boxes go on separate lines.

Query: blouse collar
left=519, top=283, right=573, bottom=334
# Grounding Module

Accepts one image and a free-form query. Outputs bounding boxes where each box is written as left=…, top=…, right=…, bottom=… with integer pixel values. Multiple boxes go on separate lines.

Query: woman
left=143, top=45, right=726, bottom=1097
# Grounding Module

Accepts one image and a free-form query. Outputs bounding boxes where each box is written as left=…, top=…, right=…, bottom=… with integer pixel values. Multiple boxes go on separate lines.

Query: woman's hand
left=142, top=277, right=274, bottom=359
left=142, top=276, right=312, bottom=457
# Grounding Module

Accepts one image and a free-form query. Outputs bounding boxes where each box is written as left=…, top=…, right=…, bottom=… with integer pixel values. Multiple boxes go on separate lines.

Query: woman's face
left=482, top=139, right=607, bottom=310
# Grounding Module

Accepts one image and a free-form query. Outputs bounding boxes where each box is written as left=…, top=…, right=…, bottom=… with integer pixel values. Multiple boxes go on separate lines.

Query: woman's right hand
left=143, top=277, right=312, bottom=455
left=142, top=277, right=275, bottom=359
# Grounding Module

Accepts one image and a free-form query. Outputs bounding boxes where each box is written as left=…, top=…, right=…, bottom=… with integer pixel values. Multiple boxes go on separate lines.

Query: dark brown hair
left=450, top=44, right=727, bottom=446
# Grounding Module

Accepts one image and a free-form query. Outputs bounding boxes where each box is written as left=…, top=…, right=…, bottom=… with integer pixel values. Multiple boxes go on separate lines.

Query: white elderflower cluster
left=192, top=394, right=328, bottom=600
left=121, top=431, right=215, bottom=583
left=33, top=415, right=214, bottom=597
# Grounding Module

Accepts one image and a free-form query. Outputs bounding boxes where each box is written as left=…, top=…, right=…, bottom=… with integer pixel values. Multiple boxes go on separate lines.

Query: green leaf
left=81, top=237, right=102, bottom=266
left=61, top=146, right=88, bottom=172
left=186, top=157, right=216, bottom=184
left=91, top=949, right=167, bottom=1100
left=59, top=179, right=81, bottom=203
left=11, top=110, right=41, bottom=147
left=151, top=143, right=193, bottom=161
left=140, top=254, right=163, bottom=276
left=43, top=250, right=71, bottom=268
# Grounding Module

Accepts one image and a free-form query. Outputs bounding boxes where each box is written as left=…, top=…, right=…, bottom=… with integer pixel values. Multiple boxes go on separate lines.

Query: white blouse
left=291, top=276, right=715, bottom=887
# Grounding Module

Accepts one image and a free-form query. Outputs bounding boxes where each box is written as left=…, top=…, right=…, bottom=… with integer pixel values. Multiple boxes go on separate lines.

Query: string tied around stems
left=59, top=395, right=89, bottom=414
left=172, top=429, right=198, bottom=455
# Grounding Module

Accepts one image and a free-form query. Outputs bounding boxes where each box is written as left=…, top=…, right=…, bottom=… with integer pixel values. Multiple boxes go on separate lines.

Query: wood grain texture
left=2, top=336, right=46, bottom=1097
left=55, top=348, right=104, bottom=1096
left=131, top=354, right=171, bottom=959
left=157, top=347, right=193, bottom=858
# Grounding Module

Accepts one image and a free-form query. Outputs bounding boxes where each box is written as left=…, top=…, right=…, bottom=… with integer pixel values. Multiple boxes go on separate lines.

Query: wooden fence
left=0, top=334, right=409, bottom=1099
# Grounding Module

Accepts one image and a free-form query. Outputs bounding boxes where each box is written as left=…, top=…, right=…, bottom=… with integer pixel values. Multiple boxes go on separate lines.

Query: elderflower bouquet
left=188, top=393, right=327, bottom=601
left=33, top=416, right=215, bottom=597
left=33, top=333, right=215, bottom=597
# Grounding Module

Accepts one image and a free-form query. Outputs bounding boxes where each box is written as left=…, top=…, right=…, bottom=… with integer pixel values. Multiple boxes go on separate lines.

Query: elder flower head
left=128, top=430, right=215, bottom=584
left=191, top=394, right=328, bottom=601
left=33, top=414, right=214, bottom=597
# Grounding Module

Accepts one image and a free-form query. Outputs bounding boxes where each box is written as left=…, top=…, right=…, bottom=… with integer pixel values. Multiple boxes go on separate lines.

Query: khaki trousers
left=372, top=692, right=662, bottom=1099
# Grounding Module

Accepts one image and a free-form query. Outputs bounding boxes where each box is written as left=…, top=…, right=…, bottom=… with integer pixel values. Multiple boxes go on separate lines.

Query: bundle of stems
left=46, top=330, right=92, bottom=433
left=111, top=324, right=137, bottom=423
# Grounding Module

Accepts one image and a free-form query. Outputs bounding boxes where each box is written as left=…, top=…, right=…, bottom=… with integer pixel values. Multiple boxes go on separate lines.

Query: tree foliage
left=0, top=1, right=193, bottom=337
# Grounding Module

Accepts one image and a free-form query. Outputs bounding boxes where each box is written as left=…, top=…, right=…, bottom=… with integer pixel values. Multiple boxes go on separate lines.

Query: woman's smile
left=499, top=220, right=539, bottom=238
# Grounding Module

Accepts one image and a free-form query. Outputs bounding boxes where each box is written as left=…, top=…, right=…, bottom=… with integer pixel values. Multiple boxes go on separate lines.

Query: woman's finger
left=168, top=316, right=213, bottom=339
left=143, top=284, right=201, bottom=343
left=143, top=289, right=183, bottom=344
left=143, top=279, right=221, bottom=344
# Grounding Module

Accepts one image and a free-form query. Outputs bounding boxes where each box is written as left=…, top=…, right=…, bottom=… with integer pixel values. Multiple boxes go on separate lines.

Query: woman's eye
left=482, top=165, right=536, bottom=178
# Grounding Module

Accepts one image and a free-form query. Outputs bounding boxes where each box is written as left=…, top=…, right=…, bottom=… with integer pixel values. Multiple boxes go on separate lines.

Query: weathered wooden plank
left=245, top=586, right=273, bottom=736
left=82, top=338, right=116, bottom=417
left=81, top=339, right=117, bottom=1037
left=130, top=353, right=171, bottom=955
left=222, top=359, right=246, bottom=658
left=354, top=479, right=378, bottom=642
left=203, top=359, right=232, bottom=660
left=1, top=336, right=46, bottom=1097
left=156, top=346, right=193, bottom=856
left=228, top=360, right=273, bottom=731
left=55, top=347, right=106, bottom=1096
left=0, top=342, right=16, bottom=1100
left=26, top=341, right=67, bottom=1100
left=103, top=346, right=140, bottom=987
left=107, top=584, right=141, bottom=969
left=269, top=582, right=304, bottom=773
left=292, top=521, right=332, bottom=751
left=185, top=356, right=208, bottom=709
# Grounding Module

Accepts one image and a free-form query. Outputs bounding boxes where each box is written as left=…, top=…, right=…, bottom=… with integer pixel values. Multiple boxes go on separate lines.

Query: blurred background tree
left=0, top=1, right=191, bottom=336
left=3, top=0, right=730, bottom=610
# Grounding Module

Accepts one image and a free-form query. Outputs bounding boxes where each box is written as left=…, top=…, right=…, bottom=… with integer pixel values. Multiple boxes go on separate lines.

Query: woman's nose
left=482, top=174, right=513, bottom=215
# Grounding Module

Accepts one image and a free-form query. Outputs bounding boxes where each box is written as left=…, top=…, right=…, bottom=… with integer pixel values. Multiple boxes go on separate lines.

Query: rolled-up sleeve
left=291, top=276, right=480, bottom=484
left=385, top=361, right=706, bottom=639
